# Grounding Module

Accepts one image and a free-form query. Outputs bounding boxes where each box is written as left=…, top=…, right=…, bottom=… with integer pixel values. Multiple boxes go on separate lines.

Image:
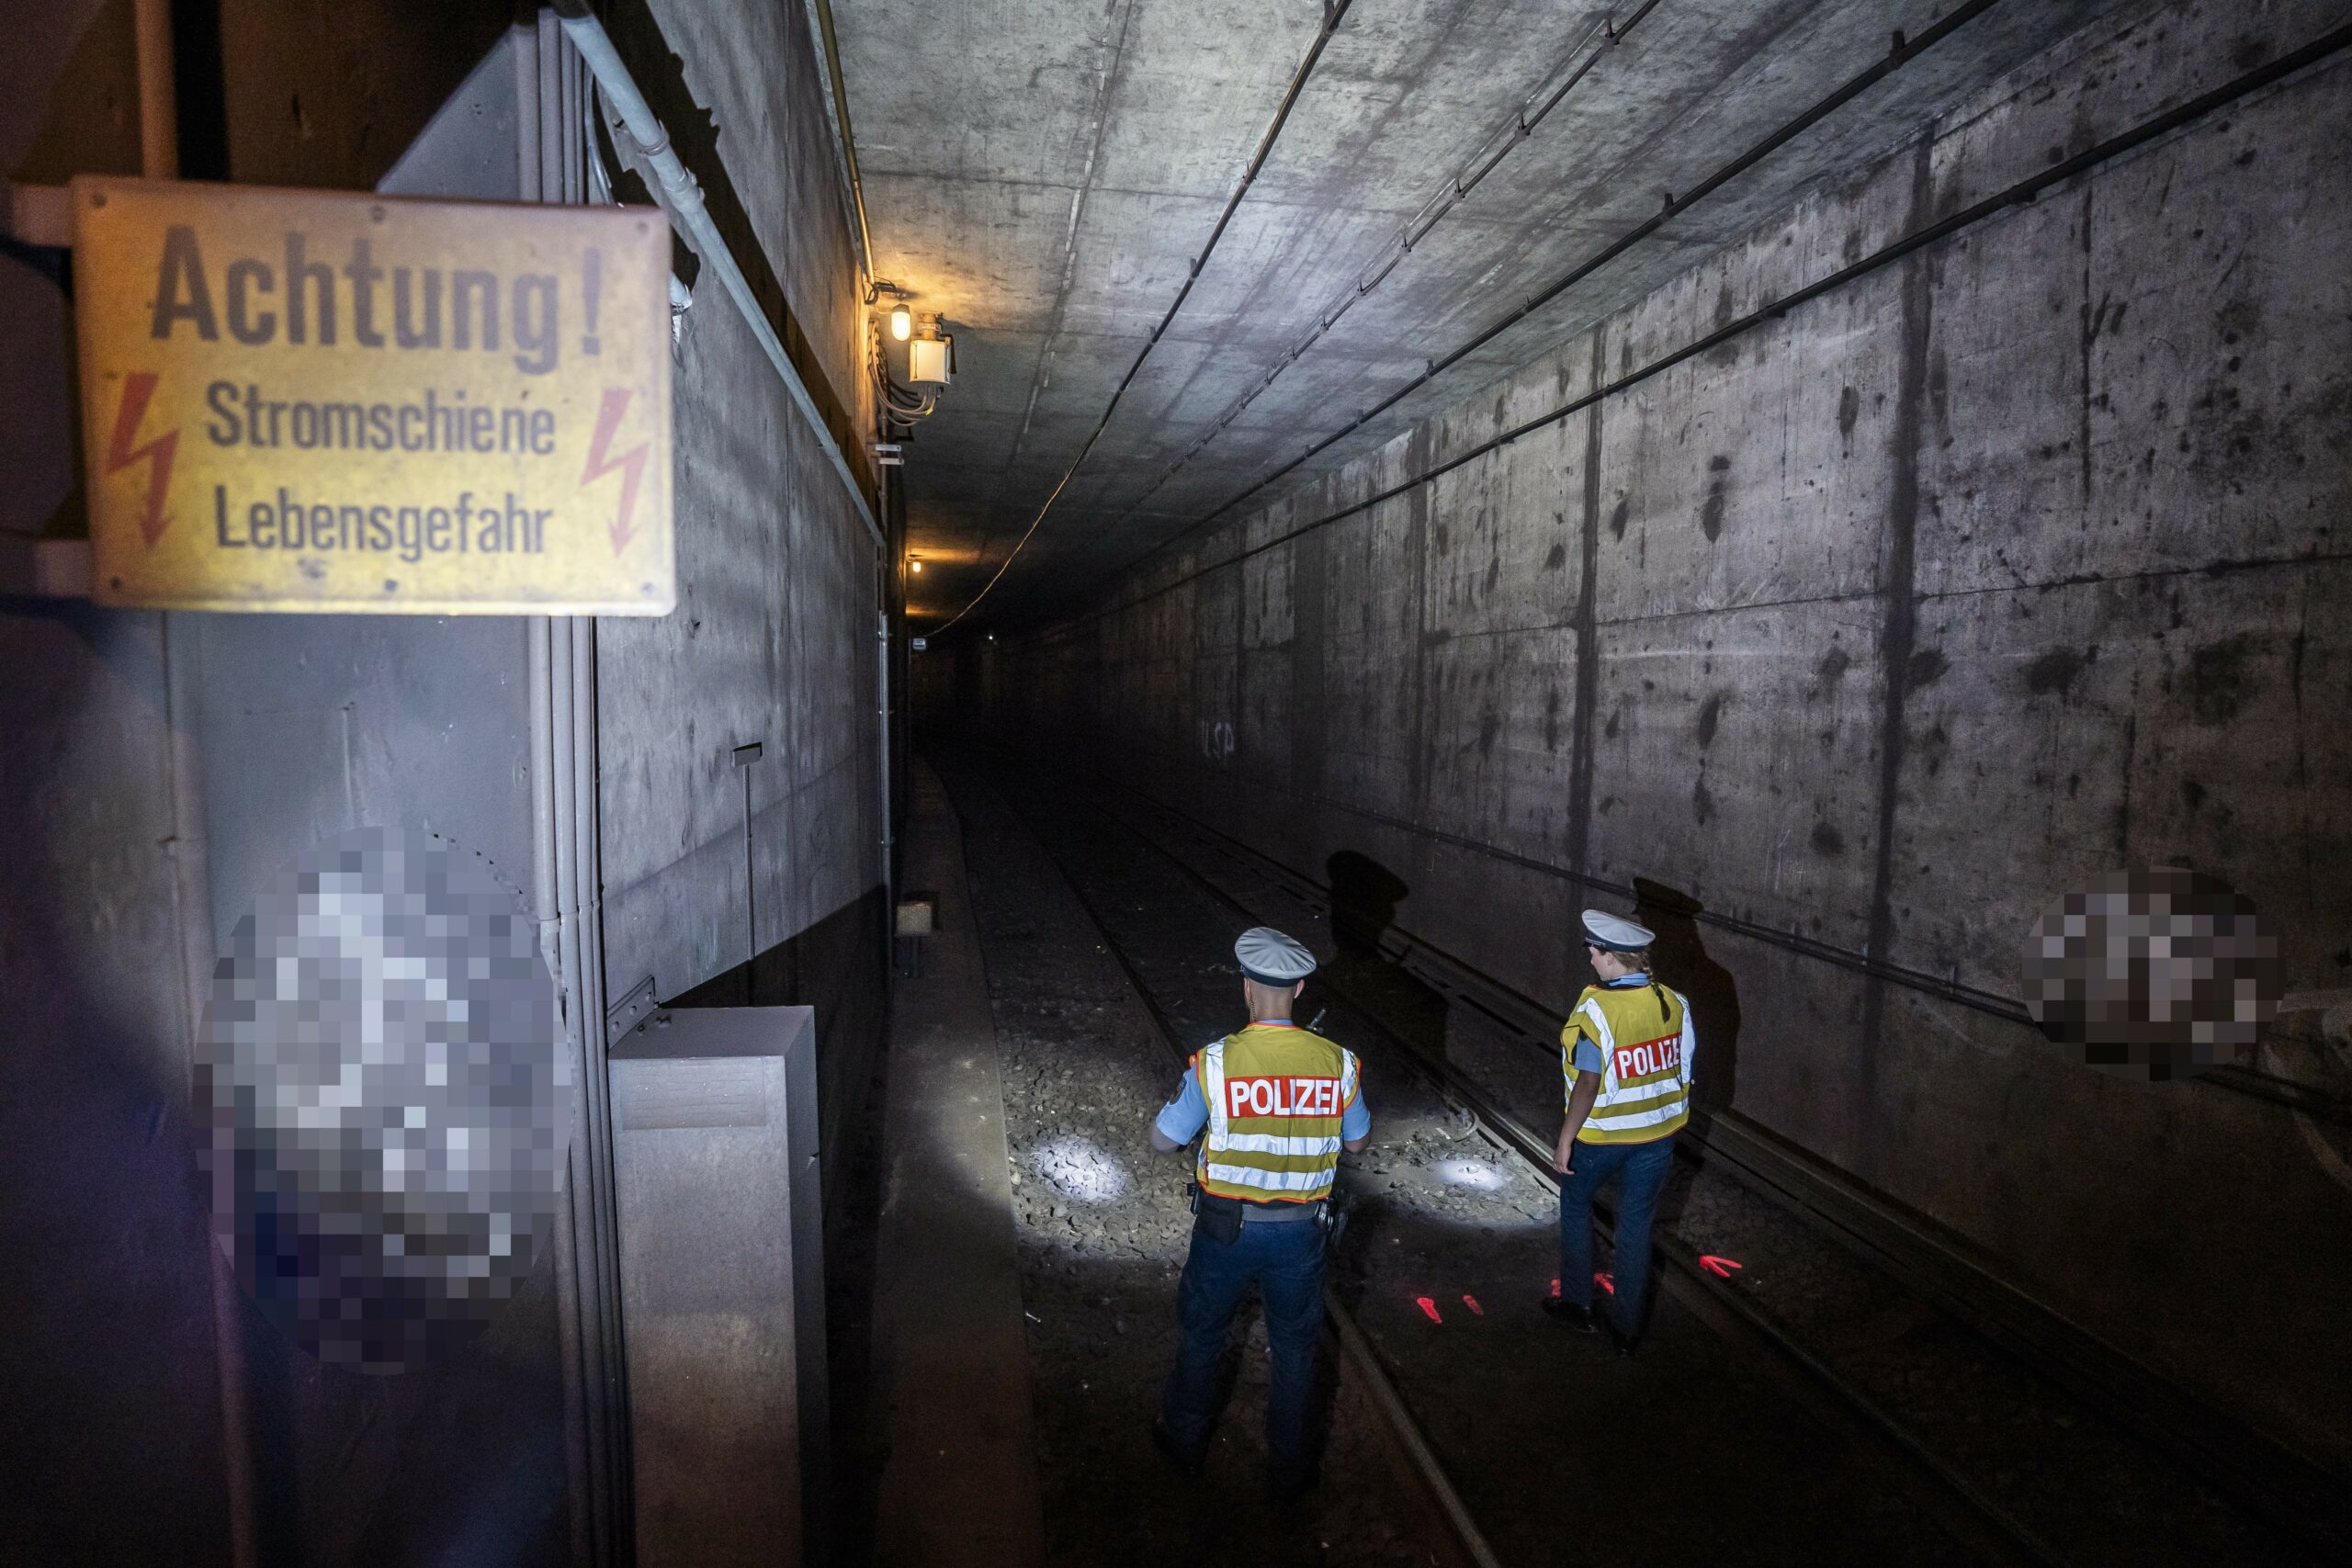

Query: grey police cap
left=1581, top=908, right=1655, bottom=953
left=1236, top=926, right=1317, bottom=986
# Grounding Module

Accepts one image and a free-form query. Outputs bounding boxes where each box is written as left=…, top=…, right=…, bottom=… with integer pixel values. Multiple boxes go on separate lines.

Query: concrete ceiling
left=833, top=0, right=2125, bottom=633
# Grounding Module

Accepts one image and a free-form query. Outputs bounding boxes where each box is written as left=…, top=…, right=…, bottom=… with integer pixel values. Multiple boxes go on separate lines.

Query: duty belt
left=1240, top=1199, right=1325, bottom=1224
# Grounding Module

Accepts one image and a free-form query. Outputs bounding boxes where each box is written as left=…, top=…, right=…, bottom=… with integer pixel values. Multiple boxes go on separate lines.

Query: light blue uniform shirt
left=1153, top=1026, right=1372, bottom=1145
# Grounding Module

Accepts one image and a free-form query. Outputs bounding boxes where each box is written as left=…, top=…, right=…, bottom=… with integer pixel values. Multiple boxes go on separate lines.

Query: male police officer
left=1542, top=909, right=1695, bottom=1355
left=1148, top=926, right=1370, bottom=1498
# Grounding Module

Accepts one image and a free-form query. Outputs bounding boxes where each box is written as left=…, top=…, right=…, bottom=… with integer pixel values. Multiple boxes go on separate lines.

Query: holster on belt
left=1187, top=1180, right=1244, bottom=1246
left=1321, top=1186, right=1351, bottom=1250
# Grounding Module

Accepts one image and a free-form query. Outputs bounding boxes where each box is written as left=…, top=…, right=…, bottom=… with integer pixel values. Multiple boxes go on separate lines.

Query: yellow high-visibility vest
left=1193, top=1021, right=1360, bottom=1202
left=1562, top=978, right=1695, bottom=1145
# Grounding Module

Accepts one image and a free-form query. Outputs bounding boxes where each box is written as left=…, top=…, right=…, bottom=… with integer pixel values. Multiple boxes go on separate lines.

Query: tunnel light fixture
left=867, top=278, right=914, bottom=342
left=908, top=557, right=923, bottom=574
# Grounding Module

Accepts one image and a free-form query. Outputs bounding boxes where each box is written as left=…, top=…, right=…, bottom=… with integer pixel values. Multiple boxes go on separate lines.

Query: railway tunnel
left=3, top=1, right=2348, bottom=1564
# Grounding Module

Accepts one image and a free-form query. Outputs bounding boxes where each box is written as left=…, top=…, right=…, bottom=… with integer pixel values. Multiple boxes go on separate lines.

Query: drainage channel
left=1021, top=753, right=2318, bottom=1568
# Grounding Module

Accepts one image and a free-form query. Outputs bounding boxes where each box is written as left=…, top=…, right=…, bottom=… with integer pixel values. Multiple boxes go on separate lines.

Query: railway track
left=1008, top=773, right=1509, bottom=1568
left=1129, top=818, right=2348, bottom=1558
left=963, top=747, right=2322, bottom=1568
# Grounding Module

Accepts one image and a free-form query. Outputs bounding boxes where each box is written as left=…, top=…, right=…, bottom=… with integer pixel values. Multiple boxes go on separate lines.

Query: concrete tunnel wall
left=934, top=0, right=2352, bottom=1473
left=599, top=0, right=890, bottom=1166
left=1, top=1, right=888, bottom=1562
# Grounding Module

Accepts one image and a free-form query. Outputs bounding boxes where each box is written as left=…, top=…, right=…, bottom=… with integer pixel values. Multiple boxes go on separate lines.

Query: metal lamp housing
left=908, top=333, right=953, bottom=386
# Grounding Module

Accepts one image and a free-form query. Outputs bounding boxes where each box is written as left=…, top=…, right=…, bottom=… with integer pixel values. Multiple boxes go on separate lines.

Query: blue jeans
left=1557, top=1134, right=1675, bottom=1337
left=1160, top=1214, right=1326, bottom=1481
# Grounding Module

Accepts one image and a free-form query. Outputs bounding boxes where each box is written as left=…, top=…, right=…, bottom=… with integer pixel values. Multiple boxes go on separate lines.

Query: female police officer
left=1542, top=908, right=1695, bottom=1355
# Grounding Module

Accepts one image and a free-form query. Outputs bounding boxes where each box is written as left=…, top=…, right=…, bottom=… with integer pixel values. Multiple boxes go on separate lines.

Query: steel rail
left=1092, top=773, right=2352, bottom=1559
left=990, top=751, right=2073, bottom=1568
left=958, top=761, right=1503, bottom=1568
left=1055, top=750, right=2351, bottom=1554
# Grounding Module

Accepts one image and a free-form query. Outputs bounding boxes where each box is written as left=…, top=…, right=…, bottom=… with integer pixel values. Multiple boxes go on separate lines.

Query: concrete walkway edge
left=868, top=761, right=1044, bottom=1565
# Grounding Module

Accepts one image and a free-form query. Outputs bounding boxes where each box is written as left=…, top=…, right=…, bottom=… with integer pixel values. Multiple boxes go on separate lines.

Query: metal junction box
left=612, top=1004, right=828, bottom=1567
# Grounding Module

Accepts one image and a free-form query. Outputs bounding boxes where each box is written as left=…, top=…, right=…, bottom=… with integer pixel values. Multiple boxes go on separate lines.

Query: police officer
left=1148, top=926, right=1371, bottom=1499
left=1542, top=909, right=1695, bottom=1355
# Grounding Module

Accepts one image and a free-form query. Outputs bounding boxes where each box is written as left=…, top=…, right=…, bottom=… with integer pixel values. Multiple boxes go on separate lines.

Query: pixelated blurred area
left=198, top=829, right=569, bottom=1374
left=2022, top=867, right=2283, bottom=1082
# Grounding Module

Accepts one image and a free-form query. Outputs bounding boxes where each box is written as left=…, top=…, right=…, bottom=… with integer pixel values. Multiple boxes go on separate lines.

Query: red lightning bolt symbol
left=107, top=372, right=179, bottom=547
left=581, top=387, right=649, bottom=555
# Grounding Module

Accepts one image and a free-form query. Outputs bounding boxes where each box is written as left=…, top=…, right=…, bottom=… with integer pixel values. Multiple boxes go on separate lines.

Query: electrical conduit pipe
left=550, top=0, right=884, bottom=550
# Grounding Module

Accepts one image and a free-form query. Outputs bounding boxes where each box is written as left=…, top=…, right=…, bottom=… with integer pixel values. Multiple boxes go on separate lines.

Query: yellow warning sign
left=72, top=176, right=674, bottom=615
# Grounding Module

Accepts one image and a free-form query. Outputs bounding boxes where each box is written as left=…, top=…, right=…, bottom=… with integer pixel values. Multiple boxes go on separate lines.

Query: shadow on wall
left=1327, top=852, right=1407, bottom=955
left=1324, top=851, right=1451, bottom=1066
left=1633, top=876, right=1742, bottom=1111
left=664, top=883, right=889, bottom=1176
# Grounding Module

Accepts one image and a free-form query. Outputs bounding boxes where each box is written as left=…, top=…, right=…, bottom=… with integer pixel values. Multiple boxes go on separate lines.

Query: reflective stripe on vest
left=1194, top=1021, right=1359, bottom=1202
left=1562, top=981, right=1694, bottom=1145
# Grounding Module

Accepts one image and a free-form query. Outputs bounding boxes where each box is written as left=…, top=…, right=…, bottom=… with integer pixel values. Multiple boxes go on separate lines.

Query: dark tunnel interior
left=3, top=2, right=2347, bottom=1565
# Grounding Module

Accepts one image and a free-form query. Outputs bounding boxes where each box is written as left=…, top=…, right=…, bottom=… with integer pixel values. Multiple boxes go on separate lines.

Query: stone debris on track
left=940, top=753, right=1441, bottom=1568
left=1039, top=758, right=2305, bottom=1568
left=938, top=749, right=1984, bottom=1568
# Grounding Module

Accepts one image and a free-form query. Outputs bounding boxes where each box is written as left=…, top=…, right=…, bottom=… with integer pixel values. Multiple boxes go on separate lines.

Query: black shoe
left=1603, top=1319, right=1640, bottom=1358
left=1540, top=1297, right=1599, bottom=1333
left=1151, top=1417, right=1204, bottom=1475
